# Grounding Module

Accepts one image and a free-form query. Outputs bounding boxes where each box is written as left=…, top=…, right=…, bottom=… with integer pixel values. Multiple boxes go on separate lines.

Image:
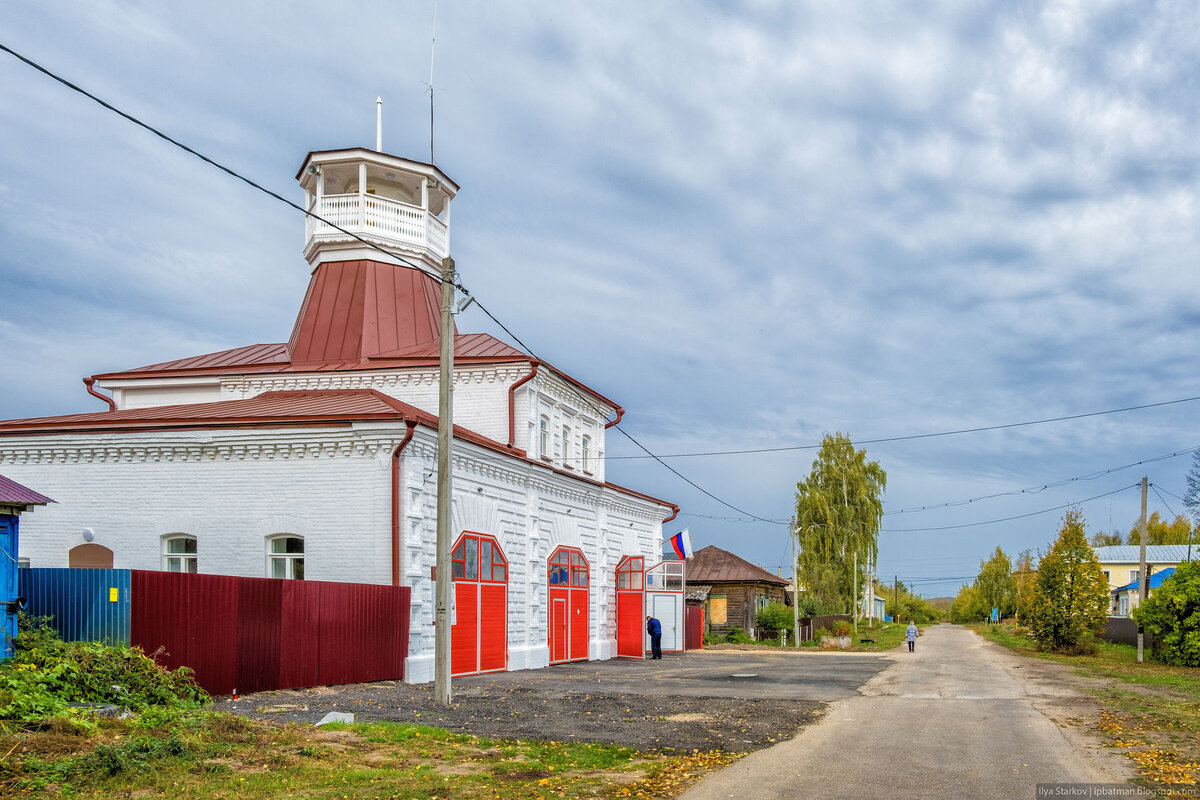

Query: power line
left=881, top=484, right=1139, bottom=532
left=1150, top=484, right=1180, bottom=519
left=608, top=396, right=1200, bottom=460
left=884, top=445, right=1200, bottom=516
left=0, top=42, right=775, bottom=524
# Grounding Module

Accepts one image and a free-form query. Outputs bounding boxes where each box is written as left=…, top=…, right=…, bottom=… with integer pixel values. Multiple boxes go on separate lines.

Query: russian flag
left=669, top=528, right=694, bottom=559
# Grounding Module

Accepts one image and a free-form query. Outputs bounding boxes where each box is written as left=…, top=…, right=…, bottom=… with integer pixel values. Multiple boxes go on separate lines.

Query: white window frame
left=581, top=435, right=591, bottom=472
left=268, top=535, right=305, bottom=580
left=162, top=534, right=198, bottom=573
left=561, top=424, right=571, bottom=464
left=539, top=416, right=550, bottom=458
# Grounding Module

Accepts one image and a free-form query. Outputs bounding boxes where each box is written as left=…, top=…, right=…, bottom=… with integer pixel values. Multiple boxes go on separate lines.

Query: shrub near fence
left=797, top=615, right=853, bottom=642
left=21, top=568, right=411, bottom=696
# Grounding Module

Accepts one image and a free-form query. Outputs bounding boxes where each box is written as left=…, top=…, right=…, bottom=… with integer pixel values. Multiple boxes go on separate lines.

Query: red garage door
left=548, top=546, right=589, bottom=664
left=450, top=532, right=508, bottom=677
left=615, top=555, right=645, bottom=659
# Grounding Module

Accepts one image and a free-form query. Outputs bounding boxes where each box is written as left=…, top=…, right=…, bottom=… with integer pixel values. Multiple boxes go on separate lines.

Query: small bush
left=831, top=619, right=853, bottom=637
left=723, top=627, right=755, bottom=644
left=0, top=615, right=208, bottom=728
left=755, top=602, right=794, bottom=638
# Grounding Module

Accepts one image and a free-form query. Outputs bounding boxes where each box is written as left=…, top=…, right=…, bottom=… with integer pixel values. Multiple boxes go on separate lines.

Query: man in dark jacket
left=646, top=615, right=662, bottom=660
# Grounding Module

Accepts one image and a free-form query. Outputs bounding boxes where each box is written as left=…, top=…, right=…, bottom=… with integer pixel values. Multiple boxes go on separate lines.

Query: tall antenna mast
left=427, top=0, right=439, bottom=163
left=376, top=96, right=383, bottom=152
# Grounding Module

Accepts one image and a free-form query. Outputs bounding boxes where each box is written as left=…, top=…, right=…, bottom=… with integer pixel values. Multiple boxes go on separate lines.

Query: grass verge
left=0, top=712, right=739, bottom=799
left=974, top=622, right=1200, bottom=794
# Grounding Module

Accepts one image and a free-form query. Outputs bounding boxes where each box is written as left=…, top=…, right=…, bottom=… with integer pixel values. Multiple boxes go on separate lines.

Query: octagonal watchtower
left=296, top=148, right=458, bottom=271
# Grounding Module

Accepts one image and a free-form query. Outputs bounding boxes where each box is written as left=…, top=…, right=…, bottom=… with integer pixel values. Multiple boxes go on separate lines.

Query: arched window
left=268, top=536, right=305, bottom=579
left=163, top=535, right=197, bottom=573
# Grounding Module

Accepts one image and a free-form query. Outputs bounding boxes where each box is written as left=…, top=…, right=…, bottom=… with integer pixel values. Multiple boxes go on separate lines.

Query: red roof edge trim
left=537, top=360, right=622, bottom=419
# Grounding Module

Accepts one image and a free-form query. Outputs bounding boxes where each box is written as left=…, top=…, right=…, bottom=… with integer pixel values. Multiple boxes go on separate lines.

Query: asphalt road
left=453, top=647, right=891, bottom=700
left=680, top=625, right=1132, bottom=800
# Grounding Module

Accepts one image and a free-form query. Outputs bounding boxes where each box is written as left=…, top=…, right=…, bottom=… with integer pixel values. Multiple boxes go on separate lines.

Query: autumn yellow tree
left=1127, top=512, right=1192, bottom=545
left=1030, top=510, right=1109, bottom=653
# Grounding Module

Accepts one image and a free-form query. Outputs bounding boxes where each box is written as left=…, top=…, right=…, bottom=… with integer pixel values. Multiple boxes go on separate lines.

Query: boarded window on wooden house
left=710, top=593, right=727, bottom=624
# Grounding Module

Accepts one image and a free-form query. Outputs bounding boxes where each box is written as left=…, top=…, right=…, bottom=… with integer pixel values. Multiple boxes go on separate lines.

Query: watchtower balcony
left=306, top=191, right=448, bottom=258
left=298, top=149, right=457, bottom=267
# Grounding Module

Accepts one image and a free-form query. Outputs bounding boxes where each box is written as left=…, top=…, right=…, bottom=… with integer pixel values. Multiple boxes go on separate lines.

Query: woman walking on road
left=906, top=621, right=918, bottom=652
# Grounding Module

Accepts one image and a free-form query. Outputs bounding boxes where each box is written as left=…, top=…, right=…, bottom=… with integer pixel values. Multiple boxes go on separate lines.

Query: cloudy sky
left=3, top=1, right=1198, bottom=596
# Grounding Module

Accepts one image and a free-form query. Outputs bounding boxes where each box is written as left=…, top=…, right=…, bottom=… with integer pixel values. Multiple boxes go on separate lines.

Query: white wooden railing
left=306, top=193, right=448, bottom=257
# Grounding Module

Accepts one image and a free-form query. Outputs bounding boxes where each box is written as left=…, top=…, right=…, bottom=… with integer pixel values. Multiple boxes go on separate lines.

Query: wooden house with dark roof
left=686, top=545, right=791, bottom=636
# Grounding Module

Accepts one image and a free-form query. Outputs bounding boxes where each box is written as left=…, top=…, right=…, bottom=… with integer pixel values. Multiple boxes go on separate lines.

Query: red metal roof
left=287, top=260, right=450, bottom=365
left=109, top=343, right=291, bottom=376
left=0, top=390, right=673, bottom=513
left=88, top=257, right=620, bottom=415
left=0, top=390, right=416, bottom=432
left=371, top=332, right=527, bottom=361
left=0, top=473, right=54, bottom=506
left=686, top=545, right=790, bottom=586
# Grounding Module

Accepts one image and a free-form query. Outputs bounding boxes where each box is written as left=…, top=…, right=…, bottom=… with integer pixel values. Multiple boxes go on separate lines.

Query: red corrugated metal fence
left=130, top=571, right=410, bottom=696
left=685, top=605, right=703, bottom=651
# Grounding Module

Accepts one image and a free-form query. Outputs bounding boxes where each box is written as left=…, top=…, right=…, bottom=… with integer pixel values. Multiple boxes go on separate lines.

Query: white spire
left=376, top=97, right=383, bottom=152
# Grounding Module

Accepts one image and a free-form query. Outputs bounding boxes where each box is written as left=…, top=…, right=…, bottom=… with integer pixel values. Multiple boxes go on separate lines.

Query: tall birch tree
left=794, top=433, right=886, bottom=613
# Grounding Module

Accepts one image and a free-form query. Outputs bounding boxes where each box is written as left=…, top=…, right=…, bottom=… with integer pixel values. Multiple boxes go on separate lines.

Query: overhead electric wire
left=881, top=484, right=1139, bottom=532
left=607, top=396, right=1200, bottom=460
left=7, top=43, right=1193, bottom=534
left=0, top=41, right=777, bottom=525
left=1150, top=484, right=1180, bottom=519
left=885, top=445, right=1200, bottom=516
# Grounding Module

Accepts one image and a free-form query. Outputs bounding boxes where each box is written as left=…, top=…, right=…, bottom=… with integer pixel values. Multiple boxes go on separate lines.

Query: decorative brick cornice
left=223, top=364, right=527, bottom=399
left=0, top=428, right=407, bottom=465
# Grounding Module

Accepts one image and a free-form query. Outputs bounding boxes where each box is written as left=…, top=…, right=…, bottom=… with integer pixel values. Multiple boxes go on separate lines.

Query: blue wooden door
left=0, top=515, right=17, bottom=659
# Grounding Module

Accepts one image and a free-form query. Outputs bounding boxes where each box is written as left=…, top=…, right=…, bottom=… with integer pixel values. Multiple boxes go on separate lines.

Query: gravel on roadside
left=215, top=679, right=825, bottom=753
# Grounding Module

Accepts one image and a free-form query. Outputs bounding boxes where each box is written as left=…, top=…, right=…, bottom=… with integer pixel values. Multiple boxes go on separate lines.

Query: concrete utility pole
left=434, top=256, right=456, bottom=705
left=894, top=575, right=899, bottom=624
left=791, top=517, right=799, bottom=648
left=1137, top=476, right=1147, bottom=664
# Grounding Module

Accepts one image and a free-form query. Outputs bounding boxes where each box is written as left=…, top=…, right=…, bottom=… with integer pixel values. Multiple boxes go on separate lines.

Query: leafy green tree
left=1013, top=549, right=1037, bottom=626
left=1183, top=450, right=1200, bottom=529
left=794, top=433, right=886, bottom=613
left=1030, top=510, right=1109, bottom=653
left=883, top=580, right=941, bottom=623
left=755, top=602, right=794, bottom=638
left=976, top=547, right=1016, bottom=619
left=950, top=583, right=986, bottom=624
left=1132, top=560, right=1200, bottom=666
left=1090, top=531, right=1123, bottom=547
left=1127, top=512, right=1192, bottom=545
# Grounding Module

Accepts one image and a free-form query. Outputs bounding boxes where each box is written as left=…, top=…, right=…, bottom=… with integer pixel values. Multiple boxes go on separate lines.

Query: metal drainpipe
left=391, top=420, right=419, bottom=586
left=604, top=406, right=625, bottom=429
left=662, top=504, right=680, bottom=524
left=82, top=378, right=116, bottom=412
left=506, top=360, right=539, bottom=449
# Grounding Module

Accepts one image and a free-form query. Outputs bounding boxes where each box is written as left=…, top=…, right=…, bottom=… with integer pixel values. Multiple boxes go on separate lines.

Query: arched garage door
left=451, top=531, right=508, bottom=677
left=548, top=546, right=589, bottom=664
left=615, top=555, right=645, bottom=659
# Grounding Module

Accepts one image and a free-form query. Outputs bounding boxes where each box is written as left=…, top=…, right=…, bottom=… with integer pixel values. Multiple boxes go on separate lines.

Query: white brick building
left=0, top=147, right=676, bottom=683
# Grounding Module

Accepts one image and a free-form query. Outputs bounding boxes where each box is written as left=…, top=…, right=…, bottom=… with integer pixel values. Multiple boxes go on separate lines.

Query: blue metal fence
left=1, top=515, right=17, bottom=658
left=19, top=568, right=131, bottom=645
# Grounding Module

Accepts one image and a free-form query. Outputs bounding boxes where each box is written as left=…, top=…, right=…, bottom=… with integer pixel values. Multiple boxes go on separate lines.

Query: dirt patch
left=217, top=680, right=825, bottom=753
